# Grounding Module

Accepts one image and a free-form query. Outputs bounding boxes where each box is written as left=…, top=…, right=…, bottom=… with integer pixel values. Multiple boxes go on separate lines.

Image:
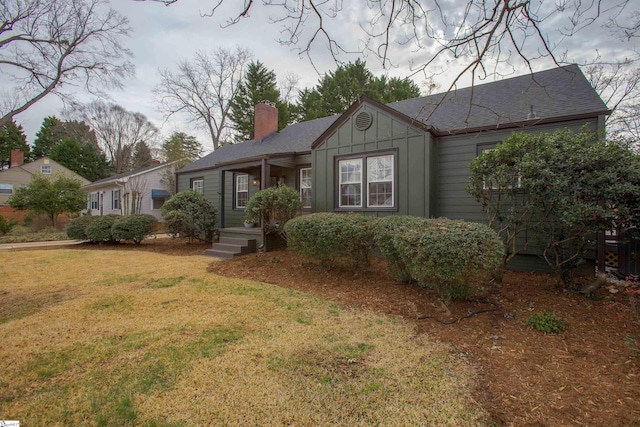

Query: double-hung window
left=338, top=153, right=395, bottom=209
left=191, top=178, right=204, bottom=194
left=112, top=190, right=121, bottom=210
left=0, top=183, right=12, bottom=194
left=89, top=192, right=99, bottom=210
left=300, top=167, right=312, bottom=209
left=235, top=174, right=248, bottom=208
left=339, top=159, right=362, bottom=207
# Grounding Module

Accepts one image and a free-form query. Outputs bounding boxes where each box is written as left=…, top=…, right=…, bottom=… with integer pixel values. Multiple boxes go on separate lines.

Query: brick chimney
left=254, top=102, right=278, bottom=140
left=10, top=149, right=24, bottom=168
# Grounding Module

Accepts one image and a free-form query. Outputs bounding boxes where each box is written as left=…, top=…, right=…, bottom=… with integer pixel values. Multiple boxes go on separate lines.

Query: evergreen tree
left=229, top=61, right=290, bottom=141
left=298, top=59, right=421, bottom=121
left=132, top=140, right=154, bottom=169
left=0, top=121, right=30, bottom=169
left=161, top=132, right=203, bottom=166
left=32, top=116, right=64, bottom=158
left=49, top=138, right=112, bottom=181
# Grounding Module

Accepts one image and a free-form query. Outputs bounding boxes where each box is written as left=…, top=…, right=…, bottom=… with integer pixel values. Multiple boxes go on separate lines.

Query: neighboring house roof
left=0, top=157, right=91, bottom=185
left=82, top=161, right=178, bottom=190
left=178, top=64, right=609, bottom=174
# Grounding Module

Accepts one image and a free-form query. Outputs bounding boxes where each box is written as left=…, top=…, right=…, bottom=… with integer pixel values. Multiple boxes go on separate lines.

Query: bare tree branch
left=67, top=100, right=159, bottom=174
left=153, top=47, right=252, bottom=150
left=0, top=0, right=134, bottom=127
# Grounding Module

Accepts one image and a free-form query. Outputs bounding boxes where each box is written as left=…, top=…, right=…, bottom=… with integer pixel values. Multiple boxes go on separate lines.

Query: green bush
left=66, top=215, right=96, bottom=240
left=285, top=212, right=376, bottom=269
left=0, top=215, right=18, bottom=235
left=245, top=185, right=302, bottom=239
left=85, top=215, right=121, bottom=243
left=161, top=191, right=217, bottom=243
left=374, top=216, right=504, bottom=303
left=111, top=214, right=158, bottom=244
left=526, top=311, right=567, bottom=334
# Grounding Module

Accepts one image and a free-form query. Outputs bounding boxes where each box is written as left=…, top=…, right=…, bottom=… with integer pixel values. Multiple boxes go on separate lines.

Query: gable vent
left=354, top=111, right=373, bottom=131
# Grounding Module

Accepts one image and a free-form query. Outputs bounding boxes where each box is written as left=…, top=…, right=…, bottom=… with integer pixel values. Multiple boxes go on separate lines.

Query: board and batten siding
left=435, top=118, right=603, bottom=221
left=312, top=105, right=437, bottom=217
left=177, top=168, right=222, bottom=226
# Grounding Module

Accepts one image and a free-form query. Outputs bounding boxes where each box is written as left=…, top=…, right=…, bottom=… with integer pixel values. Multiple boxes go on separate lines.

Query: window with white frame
left=41, top=164, right=51, bottom=174
left=112, top=189, right=121, bottom=210
left=191, top=178, right=204, bottom=194
left=338, top=153, right=395, bottom=209
left=0, top=183, right=12, bottom=194
left=235, top=174, right=248, bottom=208
left=339, top=158, right=362, bottom=207
left=89, top=192, right=99, bottom=210
left=478, top=145, right=522, bottom=190
left=300, top=167, right=312, bottom=208
left=367, top=155, right=394, bottom=207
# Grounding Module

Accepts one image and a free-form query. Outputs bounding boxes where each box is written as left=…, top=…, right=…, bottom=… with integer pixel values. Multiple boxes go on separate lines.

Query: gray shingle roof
left=178, top=114, right=339, bottom=173
left=388, top=64, right=608, bottom=133
left=178, top=64, right=608, bottom=174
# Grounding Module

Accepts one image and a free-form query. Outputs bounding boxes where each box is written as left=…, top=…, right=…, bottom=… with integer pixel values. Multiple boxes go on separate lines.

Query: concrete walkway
left=0, top=234, right=172, bottom=250
left=0, top=239, right=86, bottom=250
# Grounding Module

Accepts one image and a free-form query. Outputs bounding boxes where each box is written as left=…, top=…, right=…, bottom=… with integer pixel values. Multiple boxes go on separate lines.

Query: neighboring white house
left=82, top=161, right=178, bottom=220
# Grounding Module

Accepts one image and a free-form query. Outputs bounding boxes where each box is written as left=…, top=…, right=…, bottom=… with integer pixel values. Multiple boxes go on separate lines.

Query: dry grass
left=0, top=249, right=486, bottom=426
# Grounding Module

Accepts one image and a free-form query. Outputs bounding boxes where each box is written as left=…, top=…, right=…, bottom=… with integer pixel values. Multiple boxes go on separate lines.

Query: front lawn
left=0, top=249, right=485, bottom=426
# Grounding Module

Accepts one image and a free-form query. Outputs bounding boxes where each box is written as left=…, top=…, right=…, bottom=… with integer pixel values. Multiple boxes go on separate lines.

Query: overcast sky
left=9, top=0, right=640, bottom=151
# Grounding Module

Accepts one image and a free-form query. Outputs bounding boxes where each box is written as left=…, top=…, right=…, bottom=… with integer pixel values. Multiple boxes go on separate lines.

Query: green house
left=176, top=65, right=609, bottom=265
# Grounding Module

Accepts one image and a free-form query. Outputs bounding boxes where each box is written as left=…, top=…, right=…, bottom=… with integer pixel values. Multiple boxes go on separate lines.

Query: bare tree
left=70, top=101, right=158, bottom=174
left=141, top=1, right=636, bottom=125
left=154, top=47, right=252, bottom=150
left=0, top=0, right=134, bottom=127
left=585, top=59, right=640, bottom=140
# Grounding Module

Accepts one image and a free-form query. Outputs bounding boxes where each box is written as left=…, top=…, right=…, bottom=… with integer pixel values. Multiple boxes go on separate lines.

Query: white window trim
left=300, top=167, right=312, bottom=209
left=366, top=154, right=394, bottom=208
left=112, top=189, right=121, bottom=210
left=338, top=158, right=363, bottom=208
left=192, top=179, right=204, bottom=194
left=41, top=165, right=51, bottom=174
left=235, top=174, right=248, bottom=209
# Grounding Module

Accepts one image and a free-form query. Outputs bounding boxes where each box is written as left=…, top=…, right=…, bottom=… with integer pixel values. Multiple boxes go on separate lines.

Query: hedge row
left=67, top=214, right=158, bottom=244
left=284, top=213, right=504, bottom=303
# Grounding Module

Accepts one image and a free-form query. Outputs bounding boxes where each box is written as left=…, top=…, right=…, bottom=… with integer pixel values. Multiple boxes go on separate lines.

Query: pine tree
left=49, top=138, right=112, bottom=181
left=0, top=121, right=30, bottom=169
left=132, top=141, right=154, bottom=169
left=229, top=61, right=290, bottom=141
left=32, top=116, right=64, bottom=158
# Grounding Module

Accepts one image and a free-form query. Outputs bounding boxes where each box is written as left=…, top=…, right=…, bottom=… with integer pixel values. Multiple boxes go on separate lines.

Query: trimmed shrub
left=66, top=215, right=96, bottom=240
left=0, top=214, right=18, bottom=235
left=161, top=191, right=217, bottom=243
left=85, top=215, right=121, bottom=243
left=374, top=216, right=504, bottom=303
left=245, top=185, right=302, bottom=239
left=285, top=212, right=376, bottom=269
left=111, top=214, right=158, bottom=244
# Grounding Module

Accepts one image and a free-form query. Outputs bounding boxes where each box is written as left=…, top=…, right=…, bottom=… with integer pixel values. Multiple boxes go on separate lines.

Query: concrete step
left=205, top=248, right=236, bottom=259
left=205, top=238, right=257, bottom=258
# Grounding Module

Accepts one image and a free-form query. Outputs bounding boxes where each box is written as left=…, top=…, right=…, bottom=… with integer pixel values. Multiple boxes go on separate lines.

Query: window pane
left=236, top=174, right=248, bottom=208
left=340, top=183, right=361, bottom=207
left=0, top=183, right=12, bottom=194
left=301, top=188, right=312, bottom=208
left=192, top=179, right=204, bottom=194
left=339, top=159, right=362, bottom=184
left=367, top=155, right=394, bottom=207
left=367, top=155, right=392, bottom=182
left=368, top=182, right=393, bottom=206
